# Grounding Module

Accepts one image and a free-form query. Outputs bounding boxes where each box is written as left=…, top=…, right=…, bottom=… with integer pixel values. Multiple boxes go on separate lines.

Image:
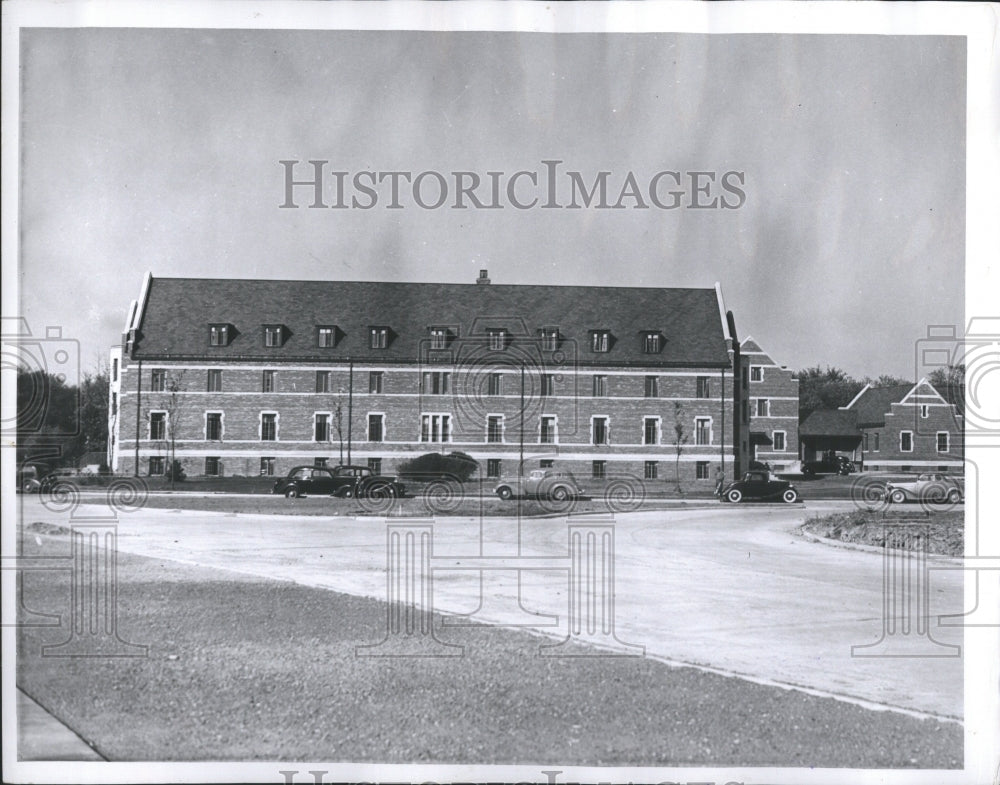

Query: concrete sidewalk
left=17, top=688, right=103, bottom=761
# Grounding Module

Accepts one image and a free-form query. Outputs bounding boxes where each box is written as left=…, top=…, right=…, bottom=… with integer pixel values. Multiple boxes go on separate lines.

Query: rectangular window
left=488, top=373, right=503, bottom=396
left=315, top=371, right=331, bottom=393
left=314, top=413, right=331, bottom=442
left=487, top=458, right=501, bottom=479
left=863, top=432, right=869, bottom=451
left=368, top=414, right=384, bottom=443
left=696, top=376, right=711, bottom=398
left=541, top=328, right=559, bottom=351
left=314, top=457, right=328, bottom=468
left=421, top=371, right=450, bottom=395
left=148, top=456, right=165, bottom=476
left=696, top=461, right=710, bottom=480
left=261, top=413, right=277, bottom=442
left=873, top=432, right=880, bottom=452
left=205, top=457, right=221, bottom=477
left=487, top=328, right=507, bottom=351
left=260, top=457, right=275, bottom=476
left=368, top=458, right=382, bottom=474
left=540, top=416, right=557, bottom=444
left=592, top=417, right=609, bottom=445
left=643, top=417, right=659, bottom=445
left=205, top=412, right=222, bottom=441
left=644, top=461, right=658, bottom=480
left=207, top=369, right=222, bottom=392
left=429, top=328, right=447, bottom=350
left=592, top=460, right=607, bottom=479
left=368, top=371, right=384, bottom=394
left=264, top=325, right=282, bottom=347
left=937, top=432, right=949, bottom=453
left=772, top=431, right=786, bottom=451
left=151, top=369, right=166, bottom=392
left=750, top=366, right=763, bottom=382
left=643, top=332, right=661, bottom=353
left=487, top=415, right=504, bottom=443
left=539, top=459, right=554, bottom=469
left=644, top=376, right=658, bottom=398
left=112, top=359, right=119, bottom=381
left=262, top=370, right=276, bottom=393
left=900, top=431, right=913, bottom=452
left=149, top=412, right=166, bottom=441
left=369, top=327, right=389, bottom=349
left=921, top=404, right=930, bottom=418
left=111, top=392, right=117, bottom=416
left=755, top=398, right=770, bottom=417
left=592, top=375, right=607, bottom=397
left=420, top=414, right=451, bottom=443
left=591, top=331, right=610, bottom=353
left=541, top=374, right=554, bottom=397
left=695, top=417, right=711, bottom=446
left=209, top=324, right=229, bottom=346
left=317, top=327, right=335, bottom=348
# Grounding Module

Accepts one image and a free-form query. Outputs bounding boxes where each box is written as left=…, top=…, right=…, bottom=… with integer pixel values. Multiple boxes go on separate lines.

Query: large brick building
left=108, top=271, right=769, bottom=486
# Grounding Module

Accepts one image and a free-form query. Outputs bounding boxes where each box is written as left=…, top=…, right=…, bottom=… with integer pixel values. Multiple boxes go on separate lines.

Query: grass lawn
left=800, top=509, right=963, bottom=557
left=18, top=534, right=961, bottom=766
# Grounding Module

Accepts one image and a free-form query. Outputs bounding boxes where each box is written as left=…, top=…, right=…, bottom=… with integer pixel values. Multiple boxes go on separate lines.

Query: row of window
left=147, top=368, right=718, bottom=398
left=206, top=323, right=670, bottom=354
left=863, top=431, right=951, bottom=453
left=147, top=411, right=730, bottom=446
left=149, top=455, right=720, bottom=481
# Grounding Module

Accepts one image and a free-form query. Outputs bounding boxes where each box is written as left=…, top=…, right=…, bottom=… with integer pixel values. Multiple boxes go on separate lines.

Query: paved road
left=16, top=497, right=964, bottom=720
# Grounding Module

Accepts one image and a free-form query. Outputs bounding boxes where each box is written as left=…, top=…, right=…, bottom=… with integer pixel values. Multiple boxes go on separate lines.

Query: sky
left=17, top=28, right=965, bottom=381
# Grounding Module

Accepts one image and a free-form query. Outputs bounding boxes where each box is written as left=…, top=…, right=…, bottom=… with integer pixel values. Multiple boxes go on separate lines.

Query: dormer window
left=429, top=327, right=448, bottom=350
left=642, top=332, right=663, bottom=354
left=590, top=330, right=611, bottom=353
left=369, top=326, right=390, bottom=350
left=486, top=328, right=508, bottom=351
left=541, top=327, right=560, bottom=351
left=209, top=324, right=232, bottom=347
left=317, top=326, right=337, bottom=348
left=263, top=324, right=287, bottom=348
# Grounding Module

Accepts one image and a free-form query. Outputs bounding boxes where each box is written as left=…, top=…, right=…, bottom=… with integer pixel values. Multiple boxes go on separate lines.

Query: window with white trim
left=644, top=376, right=658, bottom=398
left=695, top=417, right=712, bottom=446
left=205, top=412, right=223, bottom=441
left=368, top=414, right=384, bottom=443
left=420, top=414, right=451, bottom=443
left=755, top=398, right=770, bottom=417
left=772, top=430, right=786, bottom=451
left=696, top=461, right=710, bottom=480
left=369, top=371, right=384, bottom=394
left=642, top=332, right=662, bottom=353
left=644, top=461, right=658, bottom=480
left=540, top=416, right=557, bottom=444
left=369, top=327, right=389, bottom=349
left=487, top=459, right=501, bottom=479
left=263, top=325, right=284, bottom=347
left=937, top=432, right=949, bottom=453
left=696, top=376, right=711, bottom=398
left=149, top=412, right=167, bottom=441
left=592, top=375, right=607, bottom=397
left=262, top=370, right=276, bottom=393
left=314, top=413, right=331, bottom=442
left=260, top=457, right=275, bottom=476
left=151, top=369, right=166, bottom=392
left=316, top=371, right=331, bottom=393
left=900, top=431, right=913, bottom=452
left=317, top=326, right=336, bottom=348
left=541, top=374, right=554, bottom=397
left=487, top=373, right=504, bottom=397
left=148, top=456, right=165, bottom=476
left=750, top=366, right=763, bottom=382
left=205, top=457, right=221, bottom=477
left=643, top=417, right=660, bottom=446
left=920, top=404, right=930, bottom=418
left=486, top=328, right=508, bottom=351
left=207, top=369, right=223, bottom=392
left=592, top=416, right=609, bottom=445
left=261, top=413, right=277, bottom=442
left=422, top=371, right=449, bottom=395
left=429, top=328, right=448, bottom=350
left=590, top=331, right=611, bottom=353
left=209, top=324, right=230, bottom=346
left=592, top=460, right=607, bottom=479
left=487, top=415, right=504, bottom=443
left=541, top=327, right=559, bottom=351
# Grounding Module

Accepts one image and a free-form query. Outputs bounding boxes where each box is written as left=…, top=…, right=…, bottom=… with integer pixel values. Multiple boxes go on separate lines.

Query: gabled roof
left=799, top=408, right=859, bottom=437
left=131, top=277, right=732, bottom=367
left=845, top=383, right=912, bottom=428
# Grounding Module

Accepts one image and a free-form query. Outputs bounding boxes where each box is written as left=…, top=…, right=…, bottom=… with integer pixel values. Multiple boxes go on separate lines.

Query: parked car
left=272, top=465, right=405, bottom=499
left=884, top=473, right=963, bottom=504
left=17, top=465, right=42, bottom=493
left=722, top=471, right=800, bottom=503
left=494, top=469, right=584, bottom=502
left=802, top=454, right=856, bottom=476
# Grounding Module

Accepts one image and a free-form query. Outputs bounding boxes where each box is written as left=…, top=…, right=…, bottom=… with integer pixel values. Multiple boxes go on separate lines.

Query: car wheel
left=496, top=486, right=513, bottom=501
left=550, top=486, right=570, bottom=502
left=727, top=488, right=743, bottom=504
left=334, top=486, right=354, bottom=498
left=782, top=488, right=798, bottom=504
left=889, top=489, right=906, bottom=504
left=284, top=487, right=300, bottom=499
left=947, top=488, right=962, bottom=503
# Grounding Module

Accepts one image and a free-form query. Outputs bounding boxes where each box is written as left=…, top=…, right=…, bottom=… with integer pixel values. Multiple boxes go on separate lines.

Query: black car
left=272, top=465, right=404, bottom=499
left=801, top=454, right=855, bottom=477
left=722, top=471, right=800, bottom=503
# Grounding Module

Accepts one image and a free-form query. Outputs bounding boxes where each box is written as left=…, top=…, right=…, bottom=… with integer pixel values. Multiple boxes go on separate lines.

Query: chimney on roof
left=476, top=269, right=491, bottom=285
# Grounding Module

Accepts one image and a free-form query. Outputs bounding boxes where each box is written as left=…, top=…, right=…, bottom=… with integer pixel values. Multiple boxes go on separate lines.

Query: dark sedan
left=272, top=465, right=404, bottom=499
left=722, top=470, right=800, bottom=504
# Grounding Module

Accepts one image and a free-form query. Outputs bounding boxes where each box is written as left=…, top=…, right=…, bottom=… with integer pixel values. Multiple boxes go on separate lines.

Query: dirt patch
left=25, top=521, right=71, bottom=536
left=800, top=510, right=963, bottom=557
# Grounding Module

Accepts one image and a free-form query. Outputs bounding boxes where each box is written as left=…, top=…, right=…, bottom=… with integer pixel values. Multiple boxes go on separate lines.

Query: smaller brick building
left=739, top=337, right=799, bottom=473
left=799, top=379, right=963, bottom=472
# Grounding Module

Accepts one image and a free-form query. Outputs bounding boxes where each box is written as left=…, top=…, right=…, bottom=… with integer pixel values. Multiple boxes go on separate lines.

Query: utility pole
left=347, top=359, right=353, bottom=465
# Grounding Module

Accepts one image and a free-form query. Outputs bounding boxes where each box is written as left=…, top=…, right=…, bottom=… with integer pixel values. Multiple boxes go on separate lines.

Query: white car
left=884, top=473, right=963, bottom=504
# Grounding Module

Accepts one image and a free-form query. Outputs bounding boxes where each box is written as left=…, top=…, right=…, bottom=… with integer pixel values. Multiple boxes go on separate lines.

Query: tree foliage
left=396, top=451, right=479, bottom=482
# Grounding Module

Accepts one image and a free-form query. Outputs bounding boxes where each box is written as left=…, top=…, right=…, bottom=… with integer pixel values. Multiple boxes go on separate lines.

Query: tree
left=796, top=366, right=866, bottom=421
left=145, top=370, right=188, bottom=488
left=928, top=363, right=965, bottom=412
left=672, top=402, right=689, bottom=494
